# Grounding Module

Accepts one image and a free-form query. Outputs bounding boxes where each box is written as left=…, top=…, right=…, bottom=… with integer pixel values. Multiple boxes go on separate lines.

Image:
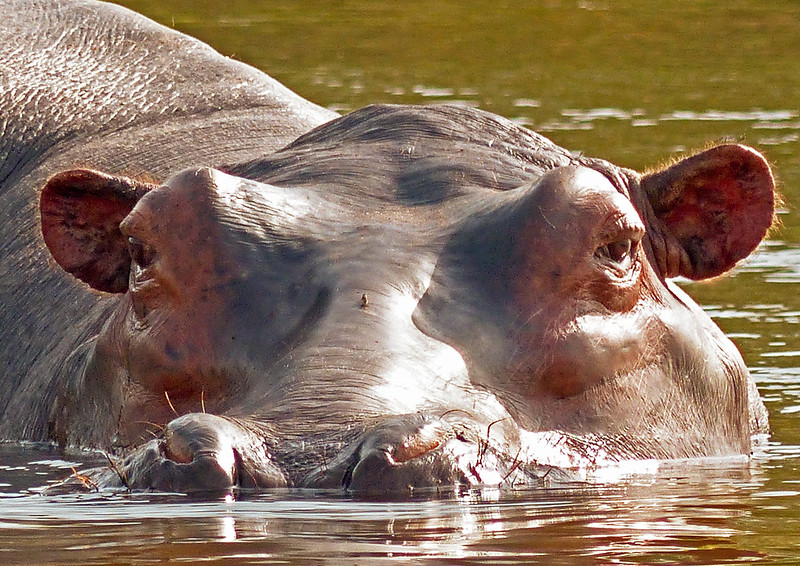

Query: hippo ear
left=641, top=144, right=775, bottom=280
left=40, top=169, right=157, bottom=293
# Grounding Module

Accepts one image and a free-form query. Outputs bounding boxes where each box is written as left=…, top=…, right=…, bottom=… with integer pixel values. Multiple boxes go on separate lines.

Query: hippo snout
left=56, top=414, right=288, bottom=493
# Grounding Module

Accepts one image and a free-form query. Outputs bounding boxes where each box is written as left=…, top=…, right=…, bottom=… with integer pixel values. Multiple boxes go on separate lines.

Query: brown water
left=2, top=1, right=800, bottom=563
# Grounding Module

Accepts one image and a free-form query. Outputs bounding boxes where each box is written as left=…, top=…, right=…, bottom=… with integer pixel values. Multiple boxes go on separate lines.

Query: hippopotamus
left=1, top=0, right=774, bottom=494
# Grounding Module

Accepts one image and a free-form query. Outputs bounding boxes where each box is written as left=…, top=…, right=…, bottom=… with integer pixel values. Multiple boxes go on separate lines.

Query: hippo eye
left=128, top=236, right=156, bottom=272
left=126, top=236, right=160, bottom=316
left=599, top=239, right=632, bottom=263
left=595, top=237, right=638, bottom=272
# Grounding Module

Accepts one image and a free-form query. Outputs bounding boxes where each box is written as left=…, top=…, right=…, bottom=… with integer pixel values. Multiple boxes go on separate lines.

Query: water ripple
left=531, top=107, right=800, bottom=145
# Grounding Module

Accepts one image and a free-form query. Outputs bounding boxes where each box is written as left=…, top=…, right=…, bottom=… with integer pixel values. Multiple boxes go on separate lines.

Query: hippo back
left=0, top=0, right=335, bottom=440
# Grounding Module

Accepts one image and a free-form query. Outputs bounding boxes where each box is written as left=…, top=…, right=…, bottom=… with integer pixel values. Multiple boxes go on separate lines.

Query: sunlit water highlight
left=1, top=443, right=798, bottom=565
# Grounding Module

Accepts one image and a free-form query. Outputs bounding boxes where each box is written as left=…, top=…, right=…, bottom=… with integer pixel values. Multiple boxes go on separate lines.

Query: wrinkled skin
left=0, top=0, right=334, bottom=444
left=2, top=1, right=775, bottom=495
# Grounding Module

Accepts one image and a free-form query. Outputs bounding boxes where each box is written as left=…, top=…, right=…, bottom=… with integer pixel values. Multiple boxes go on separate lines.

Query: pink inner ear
left=40, top=169, right=154, bottom=293
left=647, top=145, right=775, bottom=280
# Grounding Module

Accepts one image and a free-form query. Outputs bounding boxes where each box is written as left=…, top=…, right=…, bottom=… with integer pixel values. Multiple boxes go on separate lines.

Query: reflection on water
left=0, top=447, right=797, bottom=565
left=2, top=443, right=800, bottom=563
left=740, top=241, right=800, bottom=283
left=532, top=108, right=800, bottom=141
left=3, top=0, right=800, bottom=563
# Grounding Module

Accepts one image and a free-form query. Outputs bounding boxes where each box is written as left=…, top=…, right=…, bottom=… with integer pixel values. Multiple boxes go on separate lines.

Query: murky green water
left=2, top=0, right=800, bottom=563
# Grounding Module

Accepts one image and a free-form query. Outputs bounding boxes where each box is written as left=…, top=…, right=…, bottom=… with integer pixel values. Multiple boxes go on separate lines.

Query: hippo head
left=40, top=105, right=774, bottom=492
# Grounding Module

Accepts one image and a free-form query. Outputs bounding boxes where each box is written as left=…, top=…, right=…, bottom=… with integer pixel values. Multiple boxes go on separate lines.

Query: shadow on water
left=3, top=0, right=800, bottom=563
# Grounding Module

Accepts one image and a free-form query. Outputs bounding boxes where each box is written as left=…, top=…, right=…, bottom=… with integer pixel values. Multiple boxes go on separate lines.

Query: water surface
left=3, top=1, right=800, bottom=563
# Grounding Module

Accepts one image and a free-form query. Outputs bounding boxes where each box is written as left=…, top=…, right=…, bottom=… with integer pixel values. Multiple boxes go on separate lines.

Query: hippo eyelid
left=603, top=212, right=645, bottom=241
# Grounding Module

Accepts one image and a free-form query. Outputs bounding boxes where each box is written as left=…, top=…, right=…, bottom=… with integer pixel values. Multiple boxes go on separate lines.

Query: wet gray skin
left=1, top=1, right=774, bottom=494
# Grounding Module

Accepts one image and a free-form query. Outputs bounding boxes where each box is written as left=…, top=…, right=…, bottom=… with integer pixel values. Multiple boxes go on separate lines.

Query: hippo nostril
left=394, top=425, right=445, bottom=463
left=341, top=464, right=354, bottom=489
left=232, top=448, right=244, bottom=487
